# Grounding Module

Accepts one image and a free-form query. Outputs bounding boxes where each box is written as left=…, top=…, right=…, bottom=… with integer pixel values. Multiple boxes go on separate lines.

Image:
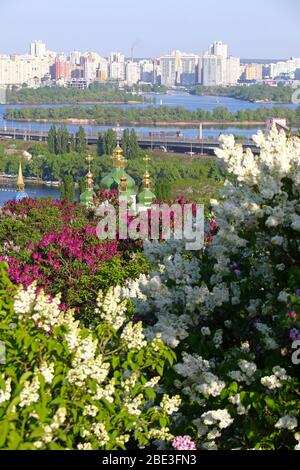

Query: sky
left=1, top=0, right=299, bottom=59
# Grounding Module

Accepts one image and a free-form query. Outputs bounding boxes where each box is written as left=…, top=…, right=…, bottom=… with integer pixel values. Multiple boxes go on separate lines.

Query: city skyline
left=1, top=0, right=299, bottom=59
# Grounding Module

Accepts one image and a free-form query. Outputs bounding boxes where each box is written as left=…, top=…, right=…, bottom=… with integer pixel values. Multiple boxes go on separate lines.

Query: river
left=0, top=184, right=61, bottom=207
left=0, top=90, right=297, bottom=141
left=0, top=91, right=297, bottom=204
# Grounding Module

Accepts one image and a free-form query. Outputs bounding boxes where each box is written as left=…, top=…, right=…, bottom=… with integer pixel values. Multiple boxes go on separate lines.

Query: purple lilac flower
left=290, top=328, right=300, bottom=341
left=295, top=290, right=300, bottom=297
left=172, top=436, right=197, bottom=451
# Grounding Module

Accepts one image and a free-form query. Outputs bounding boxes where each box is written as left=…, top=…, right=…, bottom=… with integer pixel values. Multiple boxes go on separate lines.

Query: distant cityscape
left=0, top=40, right=300, bottom=90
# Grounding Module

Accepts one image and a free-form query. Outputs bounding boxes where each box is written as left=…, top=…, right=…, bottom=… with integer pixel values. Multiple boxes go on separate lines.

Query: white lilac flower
left=144, top=376, right=160, bottom=388
left=77, top=442, right=93, bottom=450
left=229, top=394, right=250, bottom=415
left=148, top=427, right=173, bottom=440
left=95, top=286, right=128, bottom=331
left=124, top=394, right=144, bottom=416
left=39, top=362, right=54, bottom=384
left=83, top=405, right=98, bottom=417
left=201, top=409, right=234, bottom=429
left=201, top=327, right=211, bottom=336
left=160, top=394, right=181, bottom=415
left=0, top=377, right=11, bottom=404
left=19, top=376, right=40, bottom=408
left=275, top=415, right=298, bottom=430
left=91, top=423, right=109, bottom=446
left=121, top=322, right=147, bottom=350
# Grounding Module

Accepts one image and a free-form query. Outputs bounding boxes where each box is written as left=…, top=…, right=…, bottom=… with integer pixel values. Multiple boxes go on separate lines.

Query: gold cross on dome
left=86, top=154, right=93, bottom=172
left=113, top=123, right=124, bottom=143
left=143, top=154, right=151, bottom=171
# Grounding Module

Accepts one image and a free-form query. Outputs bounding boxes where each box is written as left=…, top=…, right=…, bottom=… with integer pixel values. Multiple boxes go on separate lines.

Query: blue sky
left=1, top=0, right=299, bottom=58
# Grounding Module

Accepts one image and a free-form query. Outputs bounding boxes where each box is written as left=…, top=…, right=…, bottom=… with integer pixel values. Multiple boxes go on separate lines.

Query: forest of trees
left=0, top=132, right=224, bottom=203
left=190, top=84, right=294, bottom=103
left=6, top=83, right=148, bottom=104
left=6, top=103, right=300, bottom=124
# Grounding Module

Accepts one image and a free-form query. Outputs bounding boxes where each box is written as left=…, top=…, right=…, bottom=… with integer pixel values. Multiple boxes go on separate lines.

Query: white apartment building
left=209, top=41, right=228, bottom=59
left=159, top=51, right=199, bottom=87
left=0, top=55, right=52, bottom=86
left=202, top=54, right=226, bottom=86
left=226, top=56, right=241, bottom=84
left=30, top=40, right=47, bottom=57
left=70, top=50, right=82, bottom=66
left=269, top=58, right=300, bottom=78
left=180, top=54, right=199, bottom=86
left=140, top=60, right=155, bottom=83
left=109, top=61, right=125, bottom=81
left=125, top=61, right=140, bottom=86
left=159, top=53, right=177, bottom=86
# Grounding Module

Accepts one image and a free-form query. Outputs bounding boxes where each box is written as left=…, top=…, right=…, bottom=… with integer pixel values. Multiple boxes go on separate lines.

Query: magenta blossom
left=287, top=311, right=297, bottom=320
left=172, top=436, right=197, bottom=451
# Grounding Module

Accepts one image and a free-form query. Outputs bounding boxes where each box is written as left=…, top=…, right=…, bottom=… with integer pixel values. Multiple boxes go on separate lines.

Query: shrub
left=0, top=265, right=177, bottom=450
left=128, top=129, right=300, bottom=450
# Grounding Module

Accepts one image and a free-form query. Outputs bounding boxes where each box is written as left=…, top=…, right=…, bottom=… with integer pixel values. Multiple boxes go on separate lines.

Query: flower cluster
left=0, top=274, right=177, bottom=450
left=126, top=129, right=300, bottom=450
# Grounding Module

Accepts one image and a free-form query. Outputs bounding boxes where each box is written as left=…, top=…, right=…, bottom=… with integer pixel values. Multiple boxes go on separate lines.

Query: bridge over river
left=0, top=127, right=260, bottom=156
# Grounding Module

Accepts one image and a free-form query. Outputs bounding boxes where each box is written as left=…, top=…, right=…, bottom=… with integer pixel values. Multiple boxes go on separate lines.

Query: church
left=80, top=138, right=156, bottom=211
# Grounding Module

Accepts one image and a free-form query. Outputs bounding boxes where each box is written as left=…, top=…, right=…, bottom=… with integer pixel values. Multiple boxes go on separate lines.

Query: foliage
left=6, top=103, right=300, bottom=124
left=60, top=175, right=75, bottom=202
left=0, top=275, right=177, bottom=450
left=0, top=197, right=147, bottom=320
left=127, top=129, right=300, bottom=450
left=6, top=83, right=146, bottom=104
left=190, top=84, right=295, bottom=103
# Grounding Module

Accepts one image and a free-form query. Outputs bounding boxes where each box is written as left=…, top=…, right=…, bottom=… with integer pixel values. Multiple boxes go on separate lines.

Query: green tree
left=97, top=133, right=104, bottom=156
left=121, top=129, right=130, bottom=157
left=68, top=134, right=76, bottom=152
left=78, top=176, right=86, bottom=195
left=103, top=129, right=117, bottom=155
left=60, top=175, right=75, bottom=202
left=155, top=178, right=171, bottom=201
left=48, top=125, right=57, bottom=154
left=76, top=126, right=87, bottom=153
left=56, top=126, right=69, bottom=154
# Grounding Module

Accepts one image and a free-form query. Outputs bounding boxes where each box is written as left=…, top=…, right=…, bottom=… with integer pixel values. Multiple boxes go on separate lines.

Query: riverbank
left=4, top=117, right=270, bottom=127
left=5, top=100, right=144, bottom=106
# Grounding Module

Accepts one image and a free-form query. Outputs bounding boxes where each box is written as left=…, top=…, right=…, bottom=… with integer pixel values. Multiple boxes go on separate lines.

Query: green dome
left=100, top=168, right=136, bottom=194
left=137, top=188, right=156, bottom=207
left=80, top=189, right=96, bottom=206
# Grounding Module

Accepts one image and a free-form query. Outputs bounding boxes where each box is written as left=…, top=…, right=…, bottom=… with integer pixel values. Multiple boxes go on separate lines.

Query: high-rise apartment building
left=30, top=40, right=47, bottom=57
left=109, top=52, right=125, bottom=81
left=209, top=41, right=228, bottom=59
left=125, top=61, right=140, bottom=86
left=202, top=54, right=226, bottom=86
left=0, top=54, right=51, bottom=85
left=52, top=55, right=70, bottom=81
left=243, top=63, right=263, bottom=81
left=180, top=54, right=198, bottom=86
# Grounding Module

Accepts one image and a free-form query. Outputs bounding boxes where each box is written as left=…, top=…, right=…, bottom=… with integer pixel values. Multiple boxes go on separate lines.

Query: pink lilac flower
left=287, top=311, right=297, bottom=320
left=172, top=436, right=197, bottom=451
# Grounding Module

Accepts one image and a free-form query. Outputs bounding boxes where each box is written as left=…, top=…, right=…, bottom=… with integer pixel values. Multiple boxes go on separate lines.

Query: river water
left=0, top=184, right=61, bottom=207
left=0, top=90, right=297, bottom=140
left=0, top=91, right=297, bottom=204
